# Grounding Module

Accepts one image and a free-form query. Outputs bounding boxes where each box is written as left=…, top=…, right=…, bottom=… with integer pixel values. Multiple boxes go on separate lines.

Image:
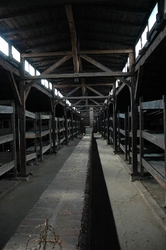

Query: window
left=55, top=88, right=58, bottom=96
left=12, top=46, right=20, bottom=62
left=49, top=82, right=52, bottom=89
left=0, top=36, right=9, bottom=56
left=29, top=64, right=35, bottom=76
left=141, top=26, right=148, bottom=47
left=148, top=4, right=158, bottom=31
left=36, top=70, right=40, bottom=76
left=135, top=39, right=141, bottom=58
left=25, top=60, right=29, bottom=72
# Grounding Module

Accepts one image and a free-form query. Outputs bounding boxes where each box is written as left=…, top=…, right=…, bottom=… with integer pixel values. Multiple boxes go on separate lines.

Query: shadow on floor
left=90, top=136, right=121, bottom=250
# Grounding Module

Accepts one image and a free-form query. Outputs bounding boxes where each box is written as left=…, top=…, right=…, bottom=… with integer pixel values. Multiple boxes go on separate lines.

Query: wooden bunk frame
left=0, top=101, right=17, bottom=177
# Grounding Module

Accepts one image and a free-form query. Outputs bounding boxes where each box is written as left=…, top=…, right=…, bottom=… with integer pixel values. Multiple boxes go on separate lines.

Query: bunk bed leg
left=163, top=95, right=166, bottom=208
left=124, top=112, right=128, bottom=161
left=129, top=51, right=139, bottom=181
left=113, top=83, right=118, bottom=153
left=19, top=57, right=28, bottom=179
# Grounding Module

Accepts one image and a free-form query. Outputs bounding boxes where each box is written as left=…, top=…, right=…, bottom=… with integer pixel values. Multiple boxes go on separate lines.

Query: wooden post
left=107, top=104, right=110, bottom=145
left=124, top=112, right=128, bottom=161
left=129, top=51, right=139, bottom=180
left=52, top=90, right=56, bottom=153
left=163, top=95, right=166, bottom=207
left=11, top=101, right=17, bottom=178
left=19, top=56, right=27, bottom=177
left=64, top=105, right=68, bottom=145
left=113, top=82, right=118, bottom=152
left=38, top=113, right=43, bottom=161
left=71, top=111, right=74, bottom=140
left=128, top=106, right=131, bottom=164
left=139, top=97, right=144, bottom=177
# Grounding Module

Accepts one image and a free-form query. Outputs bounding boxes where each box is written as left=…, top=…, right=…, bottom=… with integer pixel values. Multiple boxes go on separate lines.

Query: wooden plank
left=26, top=152, right=37, bottom=162
left=0, top=105, right=13, bottom=114
left=0, top=134, right=14, bottom=144
left=142, top=131, right=164, bottom=149
left=142, top=158, right=165, bottom=189
left=0, top=160, right=15, bottom=176
left=25, top=110, right=36, bottom=119
left=141, top=99, right=163, bottom=110
left=22, top=72, right=135, bottom=80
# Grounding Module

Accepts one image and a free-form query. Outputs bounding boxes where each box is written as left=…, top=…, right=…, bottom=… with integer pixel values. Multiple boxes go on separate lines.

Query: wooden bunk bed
left=138, top=97, right=166, bottom=193
left=0, top=101, right=17, bottom=177
left=37, top=112, right=52, bottom=161
left=25, top=110, right=38, bottom=164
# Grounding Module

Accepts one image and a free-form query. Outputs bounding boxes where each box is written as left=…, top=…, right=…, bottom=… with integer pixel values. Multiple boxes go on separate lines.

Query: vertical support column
left=90, top=107, right=94, bottom=128
left=107, top=104, right=110, bottom=145
left=71, top=111, right=74, bottom=140
left=11, top=101, right=17, bottom=178
left=139, top=97, right=144, bottom=177
left=129, top=51, right=139, bottom=180
left=64, top=105, right=68, bottom=145
left=113, top=82, right=118, bottom=152
left=38, top=113, right=43, bottom=161
left=124, top=112, right=128, bottom=161
left=52, top=91, right=56, bottom=153
left=117, top=111, right=120, bottom=151
left=19, top=56, right=27, bottom=177
left=128, top=106, right=131, bottom=164
left=162, top=95, right=166, bottom=207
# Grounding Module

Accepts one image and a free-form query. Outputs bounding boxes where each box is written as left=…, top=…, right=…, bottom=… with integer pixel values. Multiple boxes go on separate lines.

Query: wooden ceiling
left=0, top=0, right=157, bottom=115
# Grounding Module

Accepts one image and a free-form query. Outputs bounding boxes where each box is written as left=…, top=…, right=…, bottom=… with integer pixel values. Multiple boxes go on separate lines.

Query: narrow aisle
left=95, top=135, right=166, bottom=250
left=0, top=138, right=81, bottom=249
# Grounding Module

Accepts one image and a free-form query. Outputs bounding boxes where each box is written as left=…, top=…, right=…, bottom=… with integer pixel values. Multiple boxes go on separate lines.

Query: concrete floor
left=1, top=134, right=166, bottom=250
left=95, top=135, right=166, bottom=250
left=0, top=137, right=82, bottom=249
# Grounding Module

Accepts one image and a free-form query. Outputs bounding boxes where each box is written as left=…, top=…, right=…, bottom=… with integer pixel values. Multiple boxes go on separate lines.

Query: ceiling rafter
left=81, top=54, right=131, bottom=86
left=25, top=55, right=72, bottom=90
left=22, top=71, right=134, bottom=80
left=65, top=4, right=79, bottom=73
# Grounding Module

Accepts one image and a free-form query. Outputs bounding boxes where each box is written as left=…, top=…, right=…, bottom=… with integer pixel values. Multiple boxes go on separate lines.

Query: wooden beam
left=21, top=49, right=132, bottom=59
left=7, top=71, right=22, bottom=106
left=58, top=96, right=108, bottom=100
left=134, top=66, right=144, bottom=103
left=71, top=105, right=104, bottom=107
left=65, top=86, right=81, bottom=97
left=135, top=24, right=166, bottom=71
left=22, top=72, right=134, bottom=80
left=22, top=51, right=72, bottom=58
left=81, top=54, right=131, bottom=86
left=86, top=86, right=104, bottom=96
left=53, top=82, right=113, bottom=88
left=25, top=55, right=72, bottom=90
left=89, top=99, right=100, bottom=106
left=65, top=4, right=79, bottom=73
left=79, top=49, right=132, bottom=55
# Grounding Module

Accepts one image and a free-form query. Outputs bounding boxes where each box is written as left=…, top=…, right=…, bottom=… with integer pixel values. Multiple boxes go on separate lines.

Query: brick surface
left=3, top=133, right=92, bottom=250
